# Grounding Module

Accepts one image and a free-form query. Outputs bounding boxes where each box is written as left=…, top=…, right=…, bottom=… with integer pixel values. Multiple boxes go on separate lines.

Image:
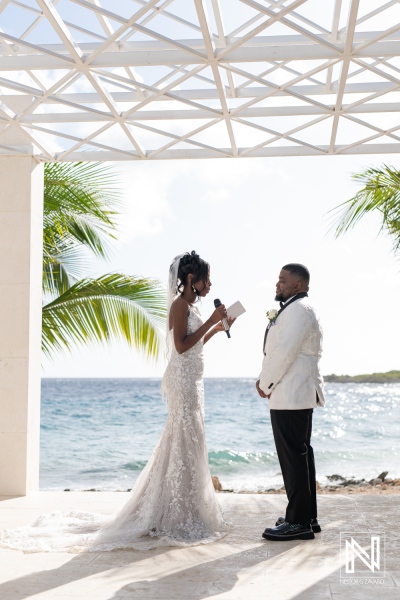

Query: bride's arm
left=203, top=327, right=219, bottom=344
left=172, top=298, right=226, bottom=354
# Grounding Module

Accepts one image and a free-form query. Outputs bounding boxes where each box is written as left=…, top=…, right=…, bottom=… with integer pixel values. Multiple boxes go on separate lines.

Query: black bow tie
left=279, top=301, right=284, bottom=309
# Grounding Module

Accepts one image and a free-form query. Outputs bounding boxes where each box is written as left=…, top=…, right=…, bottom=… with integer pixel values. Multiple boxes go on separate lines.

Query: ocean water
left=40, top=379, right=400, bottom=492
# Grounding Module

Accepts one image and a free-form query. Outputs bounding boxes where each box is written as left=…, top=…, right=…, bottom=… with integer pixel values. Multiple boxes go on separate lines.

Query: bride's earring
left=191, top=284, right=197, bottom=293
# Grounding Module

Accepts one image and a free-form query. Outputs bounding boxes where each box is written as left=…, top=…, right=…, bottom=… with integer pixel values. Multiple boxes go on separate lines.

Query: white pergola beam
left=337, top=0, right=398, bottom=33
left=218, top=0, right=308, bottom=60
left=0, top=81, right=388, bottom=104
left=194, top=0, right=237, bottom=156
left=53, top=143, right=400, bottom=162
left=13, top=102, right=400, bottom=123
left=329, top=0, right=360, bottom=153
left=1, top=36, right=400, bottom=70
left=0, top=5, right=399, bottom=159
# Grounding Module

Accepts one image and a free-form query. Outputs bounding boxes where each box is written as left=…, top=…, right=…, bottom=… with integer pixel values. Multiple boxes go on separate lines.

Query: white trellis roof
left=0, top=0, right=400, bottom=161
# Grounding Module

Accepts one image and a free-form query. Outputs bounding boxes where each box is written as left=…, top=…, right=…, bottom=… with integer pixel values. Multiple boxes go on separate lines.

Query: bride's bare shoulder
left=171, top=296, right=189, bottom=312
left=170, top=296, right=190, bottom=318
left=170, top=297, right=189, bottom=330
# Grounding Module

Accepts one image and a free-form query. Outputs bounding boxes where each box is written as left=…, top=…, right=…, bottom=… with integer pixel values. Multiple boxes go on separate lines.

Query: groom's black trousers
left=270, top=408, right=317, bottom=525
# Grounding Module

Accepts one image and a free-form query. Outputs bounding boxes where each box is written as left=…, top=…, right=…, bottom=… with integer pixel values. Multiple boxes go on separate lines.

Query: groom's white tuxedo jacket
left=259, top=297, right=325, bottom=410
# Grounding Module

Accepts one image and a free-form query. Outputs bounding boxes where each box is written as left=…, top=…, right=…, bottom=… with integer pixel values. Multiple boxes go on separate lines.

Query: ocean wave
left=208, top=449, right=276, bottom=467
left=121, top=460, right=148, bottom=471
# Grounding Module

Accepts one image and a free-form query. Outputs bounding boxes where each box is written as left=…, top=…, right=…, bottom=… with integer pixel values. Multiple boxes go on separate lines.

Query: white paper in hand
left=227, top=301, right=246, bottom=320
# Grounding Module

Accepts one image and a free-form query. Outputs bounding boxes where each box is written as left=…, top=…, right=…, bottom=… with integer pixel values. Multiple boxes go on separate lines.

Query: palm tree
left=329, top=164, right=400, bottom=255
left=42, top=162, right=166, bottom=360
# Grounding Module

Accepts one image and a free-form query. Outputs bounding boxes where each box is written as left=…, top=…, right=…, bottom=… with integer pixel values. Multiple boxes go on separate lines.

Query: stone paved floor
left=0, top=492, right=399, bottom=599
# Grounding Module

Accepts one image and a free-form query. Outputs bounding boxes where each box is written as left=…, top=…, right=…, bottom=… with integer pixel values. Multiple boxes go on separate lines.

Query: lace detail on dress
left=0, top=304, right=230, bottom=553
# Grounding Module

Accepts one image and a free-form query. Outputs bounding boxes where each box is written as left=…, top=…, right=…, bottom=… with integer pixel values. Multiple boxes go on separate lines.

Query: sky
left=42, top=152, right=400, bottom=379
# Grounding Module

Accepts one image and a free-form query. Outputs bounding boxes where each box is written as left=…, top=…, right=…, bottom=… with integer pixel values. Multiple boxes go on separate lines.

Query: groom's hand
left=256, top=380, right=268, bottom=398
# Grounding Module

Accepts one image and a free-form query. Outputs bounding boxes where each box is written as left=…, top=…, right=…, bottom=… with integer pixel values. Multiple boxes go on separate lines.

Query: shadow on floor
left=2, top=538, right=395, bottom=600
left=0, top=540, right=296, bottom=600
left=0, top=546, right=170, bottom=600
left=107, top=541, right=340, bottom=600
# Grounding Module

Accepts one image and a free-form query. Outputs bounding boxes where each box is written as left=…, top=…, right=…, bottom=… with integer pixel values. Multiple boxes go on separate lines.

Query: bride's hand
left=210, top=304, right=227, bottom=325
left=213, top=316, right=236, bottom=332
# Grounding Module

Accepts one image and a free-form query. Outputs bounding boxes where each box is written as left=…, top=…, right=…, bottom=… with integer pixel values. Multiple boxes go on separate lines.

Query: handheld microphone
left=214, top=298, right=231, bottom=338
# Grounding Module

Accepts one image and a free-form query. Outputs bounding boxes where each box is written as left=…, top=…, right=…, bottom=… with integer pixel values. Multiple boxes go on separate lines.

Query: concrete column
left=0, top=155, right=44, bottom=495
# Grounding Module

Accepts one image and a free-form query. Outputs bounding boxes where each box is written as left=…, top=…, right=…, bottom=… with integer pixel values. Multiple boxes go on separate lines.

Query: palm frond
left=44, top=162, right=120, bottom=218
left=42, top=242, right=87, bottom=296
left=43, top=211, right=115, bottom=259
left=42, top=274, right=167, bottom=360
left=43, top=162, right=122, bottom=295
left=328, top=164, right=400, bottom=254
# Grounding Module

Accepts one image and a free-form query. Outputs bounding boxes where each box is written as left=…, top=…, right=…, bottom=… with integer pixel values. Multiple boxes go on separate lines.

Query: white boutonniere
left=266, top=308, right=279, bottom=324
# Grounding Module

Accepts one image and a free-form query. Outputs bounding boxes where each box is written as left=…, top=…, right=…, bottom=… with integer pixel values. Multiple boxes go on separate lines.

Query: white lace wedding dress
left=0, top=304, right=230, bottom=553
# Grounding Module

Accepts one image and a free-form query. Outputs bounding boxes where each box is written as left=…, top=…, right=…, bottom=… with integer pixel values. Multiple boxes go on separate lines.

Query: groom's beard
left=275, top=293, right=286, bottom=302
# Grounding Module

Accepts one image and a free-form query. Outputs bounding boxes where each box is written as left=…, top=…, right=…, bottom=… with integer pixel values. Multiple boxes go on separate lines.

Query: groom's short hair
left=282, top=263, right=310, bottom=284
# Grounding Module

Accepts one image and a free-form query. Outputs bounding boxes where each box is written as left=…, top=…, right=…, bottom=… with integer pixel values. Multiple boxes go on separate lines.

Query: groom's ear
left=293, top=279, right=303, bottom=293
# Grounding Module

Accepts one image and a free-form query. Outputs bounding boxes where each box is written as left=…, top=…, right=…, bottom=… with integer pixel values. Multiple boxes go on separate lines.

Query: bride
left=0, top=251, right=232, bottom=552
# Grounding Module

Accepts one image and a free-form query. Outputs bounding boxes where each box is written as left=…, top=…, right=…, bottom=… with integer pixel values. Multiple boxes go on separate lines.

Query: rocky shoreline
left=212, top=471, right=400, bottom=495
left=61, top=472, right=400, bottom=495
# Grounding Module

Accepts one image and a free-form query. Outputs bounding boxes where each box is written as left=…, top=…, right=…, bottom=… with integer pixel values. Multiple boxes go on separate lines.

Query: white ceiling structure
left=0, top=0, right=400, bottom=161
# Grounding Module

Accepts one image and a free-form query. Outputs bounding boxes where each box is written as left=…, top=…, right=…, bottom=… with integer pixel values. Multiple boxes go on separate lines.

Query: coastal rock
left=340, top=479, right=364, bottom=487
left=211, top=475, right=222, bottom=491
left=327, top=474, right=346, bottom=482
left=367, top=472, right=389, bottom=486
left=369, top=478, right=382, bottom=486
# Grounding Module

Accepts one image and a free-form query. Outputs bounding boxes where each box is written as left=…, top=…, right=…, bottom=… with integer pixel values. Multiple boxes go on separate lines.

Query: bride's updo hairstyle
left=176, top=251, right=209, bottom=296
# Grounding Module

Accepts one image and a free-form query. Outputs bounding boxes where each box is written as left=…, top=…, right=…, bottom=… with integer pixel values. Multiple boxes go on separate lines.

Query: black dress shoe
left=275, top=516, right=321, bottom=533
left=263, top=522, right=315, bottom=541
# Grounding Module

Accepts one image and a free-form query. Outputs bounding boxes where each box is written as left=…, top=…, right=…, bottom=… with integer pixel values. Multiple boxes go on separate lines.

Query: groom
left=256, top=264, right=325, bottom=541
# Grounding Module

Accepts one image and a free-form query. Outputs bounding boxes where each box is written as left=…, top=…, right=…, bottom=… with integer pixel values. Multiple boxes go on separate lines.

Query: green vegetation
left=327, top=165, right=400, bottom=385
left=324, top=370, right=400, bottom=383
left=42, top=162, right=166, bottom=359
left=329, top=164, right=400, bottom=255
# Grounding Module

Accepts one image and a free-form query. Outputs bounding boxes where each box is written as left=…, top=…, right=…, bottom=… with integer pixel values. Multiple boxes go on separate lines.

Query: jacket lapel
left=277, top=292, right=308, bottom=317
left=263, top=292, right=308, bottom=355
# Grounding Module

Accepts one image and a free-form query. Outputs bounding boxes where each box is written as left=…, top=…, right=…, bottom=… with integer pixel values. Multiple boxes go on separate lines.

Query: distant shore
left=324, top=369, right=400, bottom=383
